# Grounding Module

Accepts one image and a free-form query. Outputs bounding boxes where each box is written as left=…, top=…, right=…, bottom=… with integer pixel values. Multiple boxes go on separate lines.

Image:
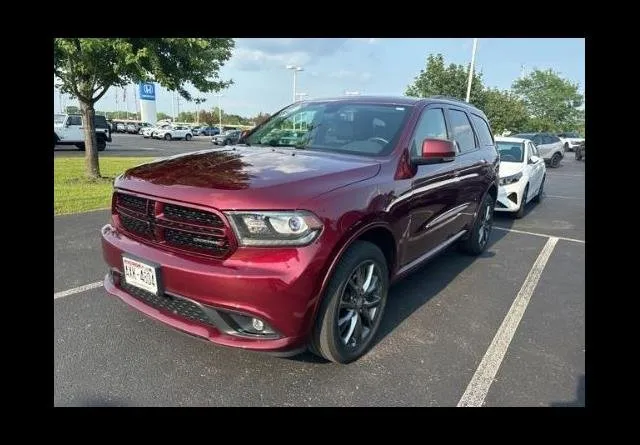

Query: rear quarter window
left=470, top=114, right=494, bottom=146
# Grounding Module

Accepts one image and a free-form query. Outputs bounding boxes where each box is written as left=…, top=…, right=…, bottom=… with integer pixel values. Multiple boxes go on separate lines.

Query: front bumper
left=101, top=223, right=326, bottom=354
left=495, top=181, right=524, bottom=212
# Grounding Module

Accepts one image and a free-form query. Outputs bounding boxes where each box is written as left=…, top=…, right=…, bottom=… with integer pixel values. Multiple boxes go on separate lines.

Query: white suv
left=512, top=132, right=564, bottom=168
left=153, top=125, right=193, bottom=141
left=557, top=132, right=585, bottom=152
left=54, top=114, right=112, bottom=151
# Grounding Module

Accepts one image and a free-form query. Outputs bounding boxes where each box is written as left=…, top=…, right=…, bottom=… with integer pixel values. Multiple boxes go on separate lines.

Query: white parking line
left=547, top=173, right=584, bottom=177
left=54, top=281, right=103, bottom=300
left=493, top=226, right=584, bottom=244
left=457, top=236, right=559, bottom=407
left=545, top=195, right=583, bottom=200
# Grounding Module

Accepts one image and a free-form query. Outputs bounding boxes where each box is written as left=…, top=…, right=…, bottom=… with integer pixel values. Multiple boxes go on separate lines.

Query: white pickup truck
left=557, top=132, right=585, bottom=152
left=54, top=113, right=112, bottom=151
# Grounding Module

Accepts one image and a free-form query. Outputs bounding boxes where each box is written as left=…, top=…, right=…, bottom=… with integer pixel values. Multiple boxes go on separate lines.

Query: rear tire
left=97, top=139, right=106, bottom=152
left=459, top=192, right=495, bottom=255
left=310, top=241, right=389, bottom=364
left=164, top=133, right=172, bottom=141
left=185, top=134, right=192, bottom=141
left=550, top=152, right=562, bottom=168
left=564, top=142, right=569, bottom=152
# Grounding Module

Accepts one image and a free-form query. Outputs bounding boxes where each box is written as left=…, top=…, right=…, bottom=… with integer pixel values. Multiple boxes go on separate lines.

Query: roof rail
left=430, top=95, right=470, bottom=104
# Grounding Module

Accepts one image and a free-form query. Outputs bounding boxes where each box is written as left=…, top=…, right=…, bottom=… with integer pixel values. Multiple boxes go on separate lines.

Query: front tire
left=164, top=133, right=172, bottom=141
left=185, top=134, right=192, bottom=141
left=459, top=192, right=495, bottom=255
left=550, top=152, right=562, bottom=168
left=515, top=184, right=529, bottom=219
left=310, top=241, right=389, bottom=364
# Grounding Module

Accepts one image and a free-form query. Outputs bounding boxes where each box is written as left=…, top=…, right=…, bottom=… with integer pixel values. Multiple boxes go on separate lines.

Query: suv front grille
left=119, top=279, right=215, bottom=328
left=114, top=192, right=233, bottom=258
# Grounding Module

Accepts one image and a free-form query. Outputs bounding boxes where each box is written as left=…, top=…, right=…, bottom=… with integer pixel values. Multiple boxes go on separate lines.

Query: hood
left=116, top=146, right=381, bottom=210
left=499, top=161, right=524, bottom=178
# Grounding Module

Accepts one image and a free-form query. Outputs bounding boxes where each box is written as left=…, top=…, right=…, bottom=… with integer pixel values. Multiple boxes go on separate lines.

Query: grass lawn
left=54, top=157, right=153, bottom=215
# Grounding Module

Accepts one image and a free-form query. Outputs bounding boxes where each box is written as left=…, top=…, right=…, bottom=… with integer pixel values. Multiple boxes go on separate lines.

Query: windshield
left=496, top=141, right=525, bottom=163
left=512, top=133, right=535, bottom=141
left=54, top=114, right=66, bottom=124
left=243, top=101, right=412, bottom=156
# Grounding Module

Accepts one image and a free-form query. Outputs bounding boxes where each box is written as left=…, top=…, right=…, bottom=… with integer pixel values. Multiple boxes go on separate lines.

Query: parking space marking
left=545, top=195, right=583, bottom=200
left=546, top=173, right=584, bottom=177
left=457, top=236, right=559, bottom=407
left=54, top=281, right=103, bottom=300
left=493, top=226, right=584, bottom=244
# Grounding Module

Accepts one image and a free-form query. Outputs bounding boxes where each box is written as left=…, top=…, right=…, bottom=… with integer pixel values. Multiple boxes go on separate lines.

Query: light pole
left=286, top=65, right=304, bottom=103
left=465, top=38, right=478, bottom=103
left=213, top=93, right=224, bottom=134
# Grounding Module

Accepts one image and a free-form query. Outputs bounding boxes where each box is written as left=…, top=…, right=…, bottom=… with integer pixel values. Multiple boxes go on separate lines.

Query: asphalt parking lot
left=54, top=133, right=215, bottom=158
left=54, top=147, right=585, bottom=407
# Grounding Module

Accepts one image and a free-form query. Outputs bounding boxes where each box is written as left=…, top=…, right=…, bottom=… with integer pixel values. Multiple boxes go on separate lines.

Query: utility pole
left=465, top=38, right=478, bottom=103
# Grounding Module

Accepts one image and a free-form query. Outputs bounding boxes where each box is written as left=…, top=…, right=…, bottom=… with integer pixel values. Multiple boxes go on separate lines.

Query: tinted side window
left=410, top=108, right=448, bottom=157
left=470, top=114, right=494, bottom=146
left=94, top=116, right=107, bottom=128
left=549, top=135, right=561, bottom=143
left=448, top=109, right=476, bottom=153
left=532, top=134, right=543, bottom=145
left=68, top=115, right=82, bottom=126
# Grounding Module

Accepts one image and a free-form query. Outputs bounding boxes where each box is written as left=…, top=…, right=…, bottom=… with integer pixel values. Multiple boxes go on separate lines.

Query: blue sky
left=53, top=38, right=585, bottom=118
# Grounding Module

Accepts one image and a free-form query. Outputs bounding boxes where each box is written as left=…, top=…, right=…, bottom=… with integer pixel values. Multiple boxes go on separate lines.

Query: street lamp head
left=286, top=65, right=303, bottom=71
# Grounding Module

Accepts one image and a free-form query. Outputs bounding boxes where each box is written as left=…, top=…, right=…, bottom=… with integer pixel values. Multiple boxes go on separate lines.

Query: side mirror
left=529, top=155, right=540, bottom=164
left=412, top=138, right=456, bottom=165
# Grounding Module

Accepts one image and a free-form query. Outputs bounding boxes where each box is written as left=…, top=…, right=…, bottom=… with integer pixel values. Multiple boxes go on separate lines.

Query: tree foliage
left=54, top=38, right=235, bottom=178
left=480, top=88, right=529, bottom=135
left=405, top=54, right=585, bottom=136
left=405, top=54, right=484, bottom=104
left=512, top=69, right=583, bottom=133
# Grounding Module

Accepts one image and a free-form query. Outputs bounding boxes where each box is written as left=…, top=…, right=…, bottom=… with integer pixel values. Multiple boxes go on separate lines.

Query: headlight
left=499, top=171, right=522, bottom=186
left=225, top=211, right=323, bottom=246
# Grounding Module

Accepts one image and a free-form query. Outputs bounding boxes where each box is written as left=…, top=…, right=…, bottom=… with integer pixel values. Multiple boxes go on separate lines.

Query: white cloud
left=230, top=48, right=311, bottom=71
left=231, top=38, right=350, bottom=71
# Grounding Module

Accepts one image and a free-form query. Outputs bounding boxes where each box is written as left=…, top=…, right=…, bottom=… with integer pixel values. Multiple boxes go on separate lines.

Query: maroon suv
left=102, top=96, right=499, bottom=363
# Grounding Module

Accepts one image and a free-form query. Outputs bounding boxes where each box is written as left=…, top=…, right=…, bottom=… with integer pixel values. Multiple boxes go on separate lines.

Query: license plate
left=123, top=256, right=159, bottom=295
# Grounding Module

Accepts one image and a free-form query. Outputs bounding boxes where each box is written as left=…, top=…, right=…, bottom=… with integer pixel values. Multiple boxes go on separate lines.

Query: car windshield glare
left=244, top=101, right=412, bottom=156
left=496, top=142, right=525, bottom=163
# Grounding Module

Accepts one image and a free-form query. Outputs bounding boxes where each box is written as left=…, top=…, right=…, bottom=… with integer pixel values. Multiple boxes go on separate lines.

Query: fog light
left=224, top=312, right=278, bottom=336
left=252, top=318, right=264, bottom=331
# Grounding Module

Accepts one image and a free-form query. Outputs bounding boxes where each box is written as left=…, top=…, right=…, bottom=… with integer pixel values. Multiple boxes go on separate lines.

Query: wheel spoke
left=338, top=309, right=355, bottom=326
left=340, top=300, right=356, bottom=310
left=351, top=313, right=363, bottom=344
left=342, top=311, right=358, bottom=344
left=363, top=294, right=381, bottom=308
left=362, top=263, right=374, bottom=292
left=360, top=308, right=374, bottom=327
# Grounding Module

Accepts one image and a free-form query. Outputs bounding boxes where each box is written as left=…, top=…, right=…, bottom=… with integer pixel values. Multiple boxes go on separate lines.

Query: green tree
left=54, top=38, right=235, bottom=179
left=252, top=112, right=271, bottom=126
left=480, top=88, right=530, bottom=135
left=65, top=105, right=80, bottom=114
left=157, top=112, right=171, bottom=121
left=405, top=54, right=485, bottom=105
left=512, top=69, right=583, bottom=133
